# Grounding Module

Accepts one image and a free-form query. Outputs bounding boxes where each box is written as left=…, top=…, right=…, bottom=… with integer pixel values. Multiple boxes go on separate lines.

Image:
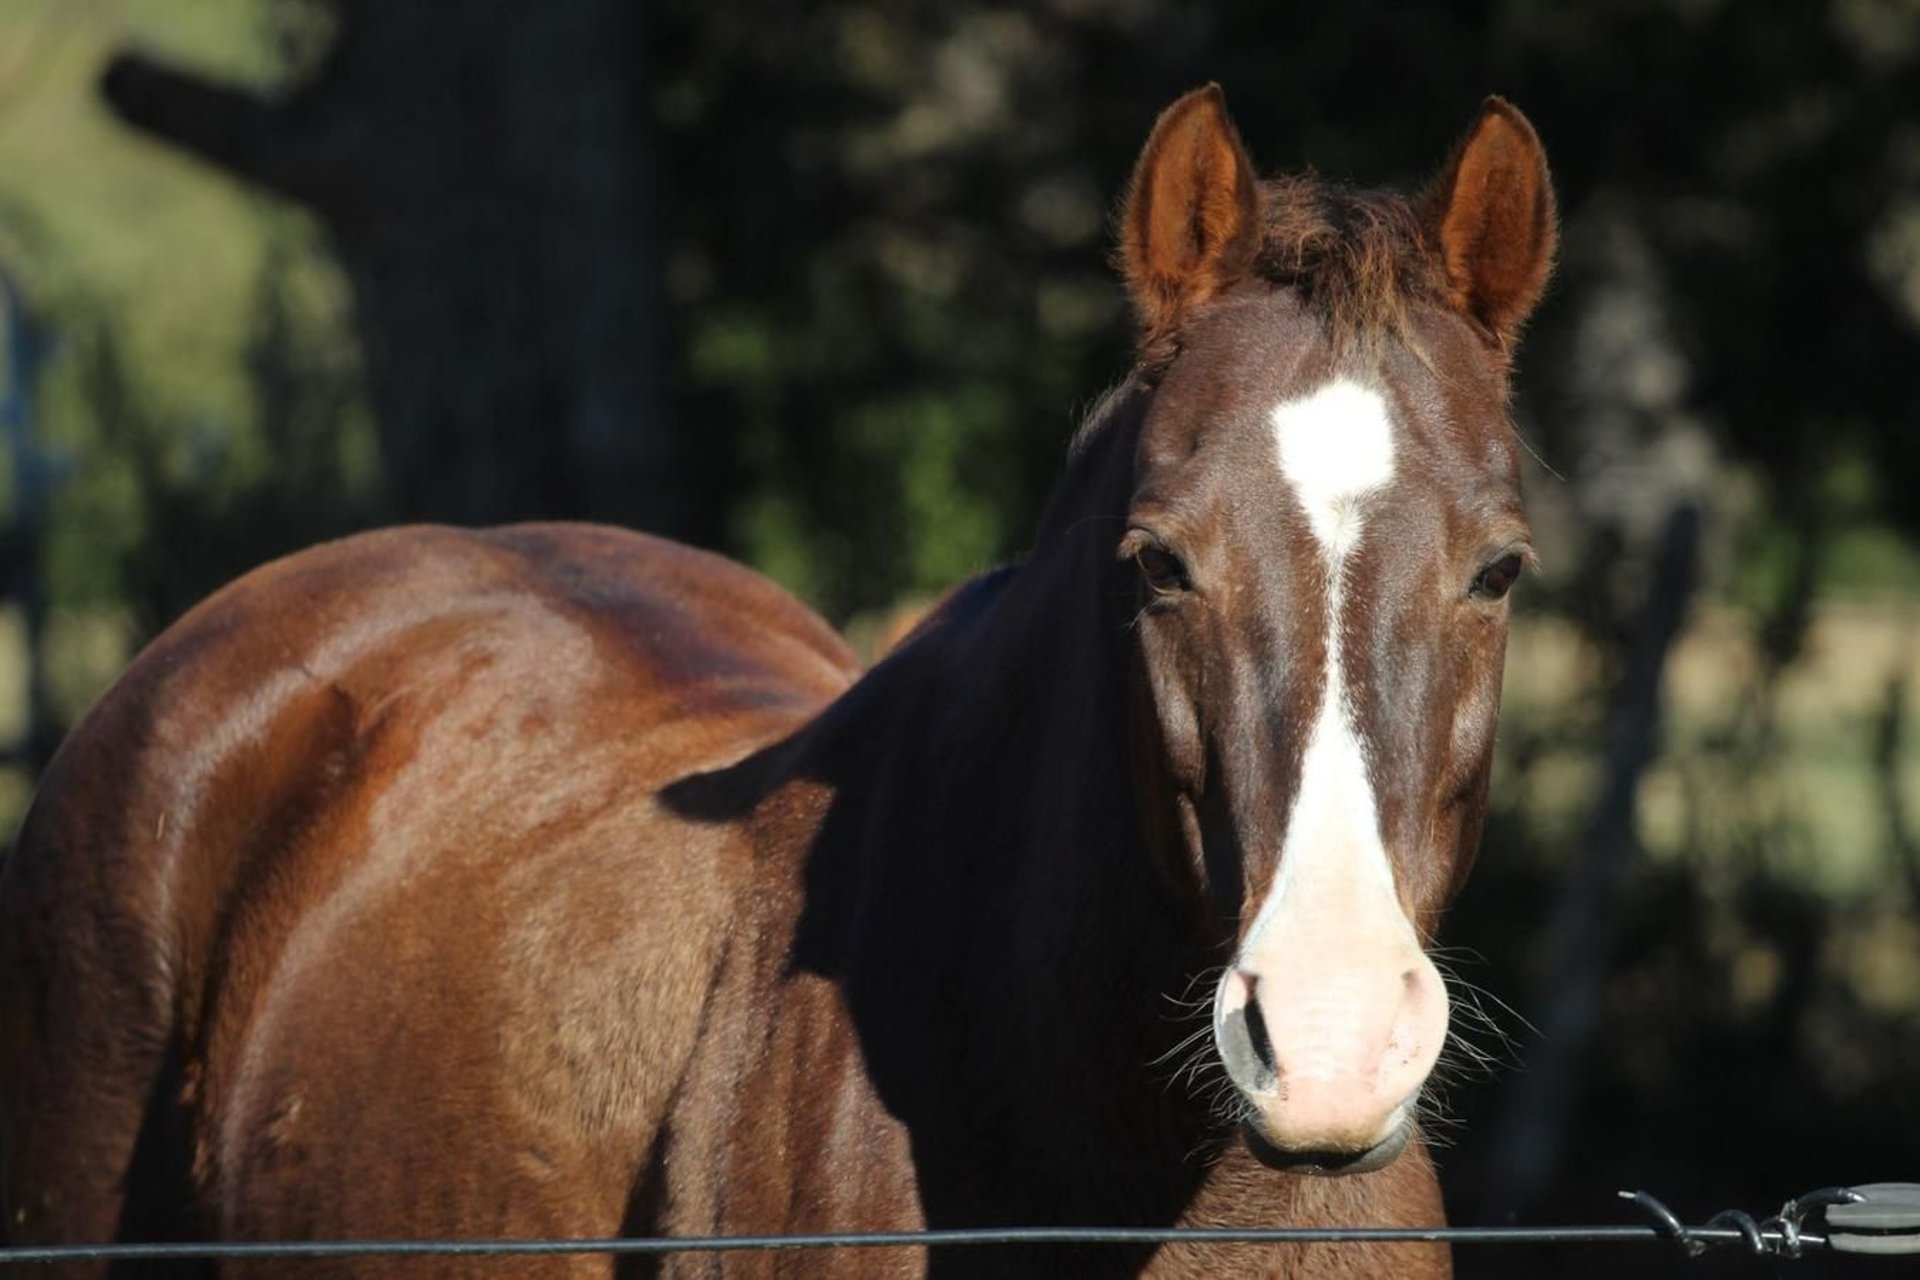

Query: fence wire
left=5, top=1185, right=1911, bottom=1267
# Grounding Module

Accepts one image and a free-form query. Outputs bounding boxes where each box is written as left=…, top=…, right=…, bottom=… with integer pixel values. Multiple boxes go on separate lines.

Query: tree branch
left=99, top=52, right=363, bottom=215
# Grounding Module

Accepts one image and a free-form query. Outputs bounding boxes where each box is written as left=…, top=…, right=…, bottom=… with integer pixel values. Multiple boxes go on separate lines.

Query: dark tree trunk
left=101, top=0, right=687, bottom=534
left=1478, top=502, right=1702, bottom=1218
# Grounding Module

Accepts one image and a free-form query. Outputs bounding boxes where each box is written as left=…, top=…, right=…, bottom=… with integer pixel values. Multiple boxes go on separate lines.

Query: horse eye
left=1471, top=552, right=1525, bottom=602
left=1135, top=544, right=1189, bottom=593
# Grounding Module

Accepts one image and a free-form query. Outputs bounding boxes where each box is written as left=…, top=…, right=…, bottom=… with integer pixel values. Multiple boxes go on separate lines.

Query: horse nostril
left=1242, top=988, right=1277, bottom=1089
left=1217, top=969, right=1278, bottom=1093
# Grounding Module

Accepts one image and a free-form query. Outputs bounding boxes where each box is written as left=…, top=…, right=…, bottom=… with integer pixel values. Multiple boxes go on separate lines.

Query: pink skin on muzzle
left=1213, top=876, right=1448, bottom=1169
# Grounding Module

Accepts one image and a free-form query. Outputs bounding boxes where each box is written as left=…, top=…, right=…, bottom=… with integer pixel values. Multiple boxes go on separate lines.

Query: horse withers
left=0, top=85, right=1554, bottom=1277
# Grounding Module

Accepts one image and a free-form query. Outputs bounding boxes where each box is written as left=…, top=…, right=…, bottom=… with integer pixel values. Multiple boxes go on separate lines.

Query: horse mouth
left=1239, top=1115, right=1411, bottom=1177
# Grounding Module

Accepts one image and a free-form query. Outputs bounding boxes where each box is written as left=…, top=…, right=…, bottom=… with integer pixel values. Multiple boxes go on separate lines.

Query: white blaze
left=1245, top=378, right=1400, bottom=951
left=1214, top=378, right=1448, bottom=1150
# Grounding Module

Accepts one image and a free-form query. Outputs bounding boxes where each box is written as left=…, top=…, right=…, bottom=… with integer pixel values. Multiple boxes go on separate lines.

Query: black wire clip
left=1620, top=1183, right=1920, bottom=1259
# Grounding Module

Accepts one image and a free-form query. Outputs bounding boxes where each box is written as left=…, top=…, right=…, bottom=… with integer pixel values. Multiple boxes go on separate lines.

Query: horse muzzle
left=1211, top=922, right=1448, bottom=1174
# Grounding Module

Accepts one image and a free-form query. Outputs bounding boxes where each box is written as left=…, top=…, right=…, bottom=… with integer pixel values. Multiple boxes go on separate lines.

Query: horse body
left=0, top=526, right=860, bottom=1259
left=3, top=86, right=1557, bottom=1278
left=2, top=515, right=1442, bottom=1277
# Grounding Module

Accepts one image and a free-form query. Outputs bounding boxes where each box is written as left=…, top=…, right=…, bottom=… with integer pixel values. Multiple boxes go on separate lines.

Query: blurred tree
left=89, top=222, right=377, bottom=632
left=98, top=0, right=689, bottom=536
left=0, top=267, right=60, bottom=772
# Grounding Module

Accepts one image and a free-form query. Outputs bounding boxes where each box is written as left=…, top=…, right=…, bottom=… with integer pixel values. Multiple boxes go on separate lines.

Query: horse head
left=1114, top=85, right=1555, bottom=1175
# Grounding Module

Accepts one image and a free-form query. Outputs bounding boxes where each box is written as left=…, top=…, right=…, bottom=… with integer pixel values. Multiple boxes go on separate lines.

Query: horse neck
left=801, top=380, right=1209, bottom=1088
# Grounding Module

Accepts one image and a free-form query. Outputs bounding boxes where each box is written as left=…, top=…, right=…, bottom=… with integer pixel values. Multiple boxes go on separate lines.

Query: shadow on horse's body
left=1, top=86, right=1556, bottom=1277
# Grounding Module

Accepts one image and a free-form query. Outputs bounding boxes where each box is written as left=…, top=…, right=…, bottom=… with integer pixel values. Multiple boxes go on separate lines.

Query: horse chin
left=1239, top=1115, right=1412, bottom=1177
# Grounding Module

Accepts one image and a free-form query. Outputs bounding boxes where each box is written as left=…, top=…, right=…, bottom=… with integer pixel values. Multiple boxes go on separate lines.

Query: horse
left=0, top=85, right=1555, bottom=1277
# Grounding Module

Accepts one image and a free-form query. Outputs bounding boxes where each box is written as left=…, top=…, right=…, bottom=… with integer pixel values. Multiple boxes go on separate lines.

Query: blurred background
left=0, top=0, right=1916, bottom=1274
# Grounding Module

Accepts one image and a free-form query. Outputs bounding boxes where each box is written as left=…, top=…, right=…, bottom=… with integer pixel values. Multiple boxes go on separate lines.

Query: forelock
left=1255, top=176, right=1445, bottom=353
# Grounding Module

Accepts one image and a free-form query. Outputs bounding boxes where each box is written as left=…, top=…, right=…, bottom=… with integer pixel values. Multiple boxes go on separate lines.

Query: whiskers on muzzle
left=1416, top=946, right=1534, bottom=1148
left=1151, top=950, right=1532, bottom=1158
left=1151, top=966, right=1259, bottom=1136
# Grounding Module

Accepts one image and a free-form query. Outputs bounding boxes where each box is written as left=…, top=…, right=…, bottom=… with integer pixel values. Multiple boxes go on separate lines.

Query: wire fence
left=4, top=1185, right=1915, bottom=1266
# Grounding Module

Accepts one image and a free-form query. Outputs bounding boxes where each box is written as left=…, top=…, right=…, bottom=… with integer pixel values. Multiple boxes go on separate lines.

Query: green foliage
left=0, top=0, right=291, bottom=430
left=0, top=0, right=377, bottom=684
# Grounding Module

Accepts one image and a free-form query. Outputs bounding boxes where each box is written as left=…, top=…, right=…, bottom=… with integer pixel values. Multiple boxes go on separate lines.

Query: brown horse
left=0, top=86, right=1554, bottom=1277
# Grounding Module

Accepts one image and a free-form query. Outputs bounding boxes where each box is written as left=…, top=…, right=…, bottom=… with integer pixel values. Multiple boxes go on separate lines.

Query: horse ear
left=1422, top=98, right=1557, bottom=344
left=1118, top=84, right=1263, bottom=358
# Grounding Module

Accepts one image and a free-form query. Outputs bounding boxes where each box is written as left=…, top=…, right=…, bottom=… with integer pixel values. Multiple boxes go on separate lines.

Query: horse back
left=0, top=523, right=857, bottom=1258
